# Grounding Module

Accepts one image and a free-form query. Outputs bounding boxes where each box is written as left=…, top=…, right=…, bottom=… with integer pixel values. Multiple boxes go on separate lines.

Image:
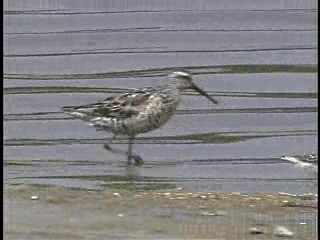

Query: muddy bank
left=4, top=184, right=317, bottom=239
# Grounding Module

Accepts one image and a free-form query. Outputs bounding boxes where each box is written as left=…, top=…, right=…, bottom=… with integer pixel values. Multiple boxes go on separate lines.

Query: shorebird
left=63, top=71, right=218, bottom=165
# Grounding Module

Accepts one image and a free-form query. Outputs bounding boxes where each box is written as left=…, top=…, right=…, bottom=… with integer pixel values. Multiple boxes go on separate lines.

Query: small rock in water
left=30, top=195, right=39, bottom=200
left=215, top=210, right=227, bottom=216
left=249, top=227, right=264, bottom=234
left=117, top=213, right=124, bottom=217
left=154, top=227, right=164, bottom=233
left=200, top=211, right=214, bottom=216
left=175, top=197, right=187, bottom=200
left=200, top=210, right=227, bottom=216
left=274, top=226, right=293, bottom=237
left=278, top=192, right=296, bottom=197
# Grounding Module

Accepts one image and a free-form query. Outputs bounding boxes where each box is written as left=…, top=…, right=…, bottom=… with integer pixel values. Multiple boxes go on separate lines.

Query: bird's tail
left=62, top=106, right=76, bottom=112
left=62, top=105, right=95, bottom=119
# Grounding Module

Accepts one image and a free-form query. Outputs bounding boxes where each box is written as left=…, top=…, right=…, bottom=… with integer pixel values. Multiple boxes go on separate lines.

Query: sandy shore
left=4, top=184, right=317, bottom=239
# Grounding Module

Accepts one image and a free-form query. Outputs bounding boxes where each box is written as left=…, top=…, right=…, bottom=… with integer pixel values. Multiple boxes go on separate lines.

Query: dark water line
left=3, top=107, right=318, bottom=122
left=4, top=86, right=317, bottom=100
left=177, top=107, right=317, bottom=114
left=4, top=157, right=289, bottom=166
left=4, top=64, right=316, bottom=80
left=4, top=132, right=316, bottom=147
left=5, top=107, right=317, bottom=117
left=4, top=8, right=316, bottom=15
left=15, top=175, right=315, bottom=182
left=4, top=46, right=317, bottom=58
left=5, top=28, right=316, bottom=35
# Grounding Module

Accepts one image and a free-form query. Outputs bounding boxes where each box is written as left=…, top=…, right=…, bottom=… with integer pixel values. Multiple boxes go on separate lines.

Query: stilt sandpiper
left=63, top=71, right=218, bottom=165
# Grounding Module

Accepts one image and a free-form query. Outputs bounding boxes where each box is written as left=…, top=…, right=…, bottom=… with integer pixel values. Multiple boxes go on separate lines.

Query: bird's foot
left=127, top=155, right=144, bottom=166
left=105, top=143, right=143, bottom=166
left=103, top=144, right=112, bottom=151
left=133, top=155, right=144, bottom=166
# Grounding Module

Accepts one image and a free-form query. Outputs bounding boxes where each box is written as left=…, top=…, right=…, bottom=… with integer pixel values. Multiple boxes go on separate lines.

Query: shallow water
left=4, top=0, right=318, bottom=194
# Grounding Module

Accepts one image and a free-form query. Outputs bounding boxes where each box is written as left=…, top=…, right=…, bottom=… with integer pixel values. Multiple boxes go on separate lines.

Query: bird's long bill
left=191, top=83, right=218, bottom=104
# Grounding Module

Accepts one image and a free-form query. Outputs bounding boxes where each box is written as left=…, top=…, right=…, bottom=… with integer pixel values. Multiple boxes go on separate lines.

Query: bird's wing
left=63, top=87, right=157, bottom=119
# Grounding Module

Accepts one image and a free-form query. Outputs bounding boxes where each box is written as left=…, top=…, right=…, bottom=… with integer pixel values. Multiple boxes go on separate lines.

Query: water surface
left=4, top=0, right=318, bottom=194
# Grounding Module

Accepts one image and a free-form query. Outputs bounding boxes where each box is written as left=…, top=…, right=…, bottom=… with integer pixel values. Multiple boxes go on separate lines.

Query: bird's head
left=168, top=71, right=218, bottom=104
left=168, top=71, right=193, bottom=89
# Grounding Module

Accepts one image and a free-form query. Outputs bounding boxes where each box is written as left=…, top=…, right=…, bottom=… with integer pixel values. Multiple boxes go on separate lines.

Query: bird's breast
left=123, top=97, right=180, bottom=135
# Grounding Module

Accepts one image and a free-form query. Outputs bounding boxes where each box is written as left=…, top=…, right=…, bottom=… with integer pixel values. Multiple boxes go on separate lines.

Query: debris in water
left=175, top=197, right=187, bottom=200
left=278, top=192, right=296, bottom=197
left=113, top=193, right=121, bottom=197
left=30, top=195, right=39, bottom=200
left=274, top=226, right=293, bottom=237
left=249, top=227, right=264, bottom=234
left=200, top=210, right=227, bottom=216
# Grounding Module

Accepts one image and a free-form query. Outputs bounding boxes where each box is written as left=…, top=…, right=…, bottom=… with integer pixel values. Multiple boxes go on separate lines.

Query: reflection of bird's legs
left=104, top=135, right=125, bottom=154
left=103, top=135, right=143, bottom=166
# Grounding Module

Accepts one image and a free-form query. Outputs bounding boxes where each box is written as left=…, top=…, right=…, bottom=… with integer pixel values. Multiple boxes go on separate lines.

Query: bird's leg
left=127, top=137, right=133, bottom=165
left=104, top=136, right=143, bottom=166
left=104, top=135, right=128, bottom=155
left=127, top=137, right=144, bottom=166
left=104, top=145, right=127, bottom=155
left=103, top=136, right=125, bottom=154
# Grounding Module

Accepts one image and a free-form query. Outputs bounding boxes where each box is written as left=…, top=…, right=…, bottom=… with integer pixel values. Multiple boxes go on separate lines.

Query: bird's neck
left=156, top=81, right=181, bottom=102
left=164, top=81, right=181, bottom=94
left=168, top=78, right=184, bottom=89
